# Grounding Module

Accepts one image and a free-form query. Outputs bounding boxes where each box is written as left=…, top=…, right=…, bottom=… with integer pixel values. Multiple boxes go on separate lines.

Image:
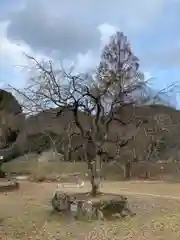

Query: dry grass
left=1, top=181, right=180, bottom=239
left=2, top=160, right=180, bottom=239
left=2, top=160, right=125, bottom=181
left=3, top=158, right=180, bottom=182
left=2, top=160, right=87, bottom=175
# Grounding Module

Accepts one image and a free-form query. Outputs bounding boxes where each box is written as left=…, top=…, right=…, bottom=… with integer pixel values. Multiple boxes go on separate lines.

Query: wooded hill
left=0, top=89, right=179, bottom=163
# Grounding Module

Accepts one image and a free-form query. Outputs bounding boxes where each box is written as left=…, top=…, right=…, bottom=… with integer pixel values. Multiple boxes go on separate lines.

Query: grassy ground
left=3, top=157, right=180, bottom=182
left=2, top=159, right=87, bottom=175
left=2, top=159, right=125, bottom=181
left=1, top=181, right=180, bottom=239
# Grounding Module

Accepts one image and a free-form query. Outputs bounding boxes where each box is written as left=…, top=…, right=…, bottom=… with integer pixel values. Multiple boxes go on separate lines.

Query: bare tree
left=9, top=32, right=178, bottom=194
left=140, top=113, right=172, bottom=178
left=10, top=51, right=149, bottom=196
left=9, top=32, right=149, bottom=194
left=56, top=121, right=82, bottom=162
left=93, top=31, right=149, bottom=179
left=95, top=31, right=179, bottom=179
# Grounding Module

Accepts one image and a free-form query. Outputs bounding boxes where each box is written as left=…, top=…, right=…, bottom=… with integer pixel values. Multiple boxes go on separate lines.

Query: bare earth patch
left=1, top=181, right=180, bottom=239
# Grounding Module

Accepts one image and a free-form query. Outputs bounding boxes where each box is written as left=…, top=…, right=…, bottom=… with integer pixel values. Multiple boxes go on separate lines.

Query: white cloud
left=0, top=20, right=54, bottom=67
left=76, top=51, right=97, bottom=72
left=0, top=21, right=54, bottom=88
left=6, top=0, right=168, bottom=60
left=0, top=21, right=29, bottom=68
left=0, top=0, right=173, bottom=74
left=98, top=23, right=118, bottom=45
left=0, top=21, right=113, bottom=79
left=0, top=0, right=175, bottom=89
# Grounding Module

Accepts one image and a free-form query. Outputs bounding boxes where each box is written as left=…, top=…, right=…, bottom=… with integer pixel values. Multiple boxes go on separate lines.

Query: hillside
left=14, top=104, right=180, bottom=162
left=0, top=89, right=179, bottom=163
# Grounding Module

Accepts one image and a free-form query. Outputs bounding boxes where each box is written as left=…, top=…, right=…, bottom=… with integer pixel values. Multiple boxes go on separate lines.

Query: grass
left=2, top=159, right=87, bottom=176
left=3, top=157, right=180, bottom=182
left=1, top=181, right=180, bottom=239
left=2, top=159, right=125, bottom=181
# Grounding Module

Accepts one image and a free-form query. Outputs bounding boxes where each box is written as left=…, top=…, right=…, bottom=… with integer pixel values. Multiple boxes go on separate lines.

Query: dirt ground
left=1, top=181, right=180, bottom=240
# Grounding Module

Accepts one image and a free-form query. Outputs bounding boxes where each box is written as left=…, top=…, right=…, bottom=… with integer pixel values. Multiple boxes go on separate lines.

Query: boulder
left=51, top=191, right=104, bottom=220
left=51, top=191, right=135, bottom=220
left=38, top=149, right=62, bottom=162
left=93, top=196, right=136, bottom=219
left=51, top=192, right=71, bottom=212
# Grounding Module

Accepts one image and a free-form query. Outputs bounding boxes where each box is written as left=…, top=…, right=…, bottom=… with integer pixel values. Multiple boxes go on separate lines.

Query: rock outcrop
left=0, top=90, right=24, bottom=165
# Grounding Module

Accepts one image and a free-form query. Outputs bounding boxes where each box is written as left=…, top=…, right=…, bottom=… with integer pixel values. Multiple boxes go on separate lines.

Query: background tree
left=96, top=31, right=146, bottom=106
left=142, top=113, right=173, bottom=178
left=95, top=31, right=149, bottom=178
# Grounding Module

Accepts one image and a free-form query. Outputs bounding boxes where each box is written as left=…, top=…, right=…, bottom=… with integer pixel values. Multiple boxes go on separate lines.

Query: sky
left=0, top=0, right=180, bottom=107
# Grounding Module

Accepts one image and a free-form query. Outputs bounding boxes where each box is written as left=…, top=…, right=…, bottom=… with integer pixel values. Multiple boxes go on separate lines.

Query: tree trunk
left=145, top=163, right=150, bottom=179
left=124, top=161, right=131, bottom=180
left=90, top=177, right=100, bottom=196
left=0, top=162, right=6, bottom=178
left=145, top=170, right=150, bottom=179
left=66, top=145, right=71, bottom=161
left=88, top=155, right=102, bottom=196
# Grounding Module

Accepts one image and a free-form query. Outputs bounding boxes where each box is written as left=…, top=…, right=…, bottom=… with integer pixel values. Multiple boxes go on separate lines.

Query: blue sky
left=0, top=0, right=180, bottom=107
